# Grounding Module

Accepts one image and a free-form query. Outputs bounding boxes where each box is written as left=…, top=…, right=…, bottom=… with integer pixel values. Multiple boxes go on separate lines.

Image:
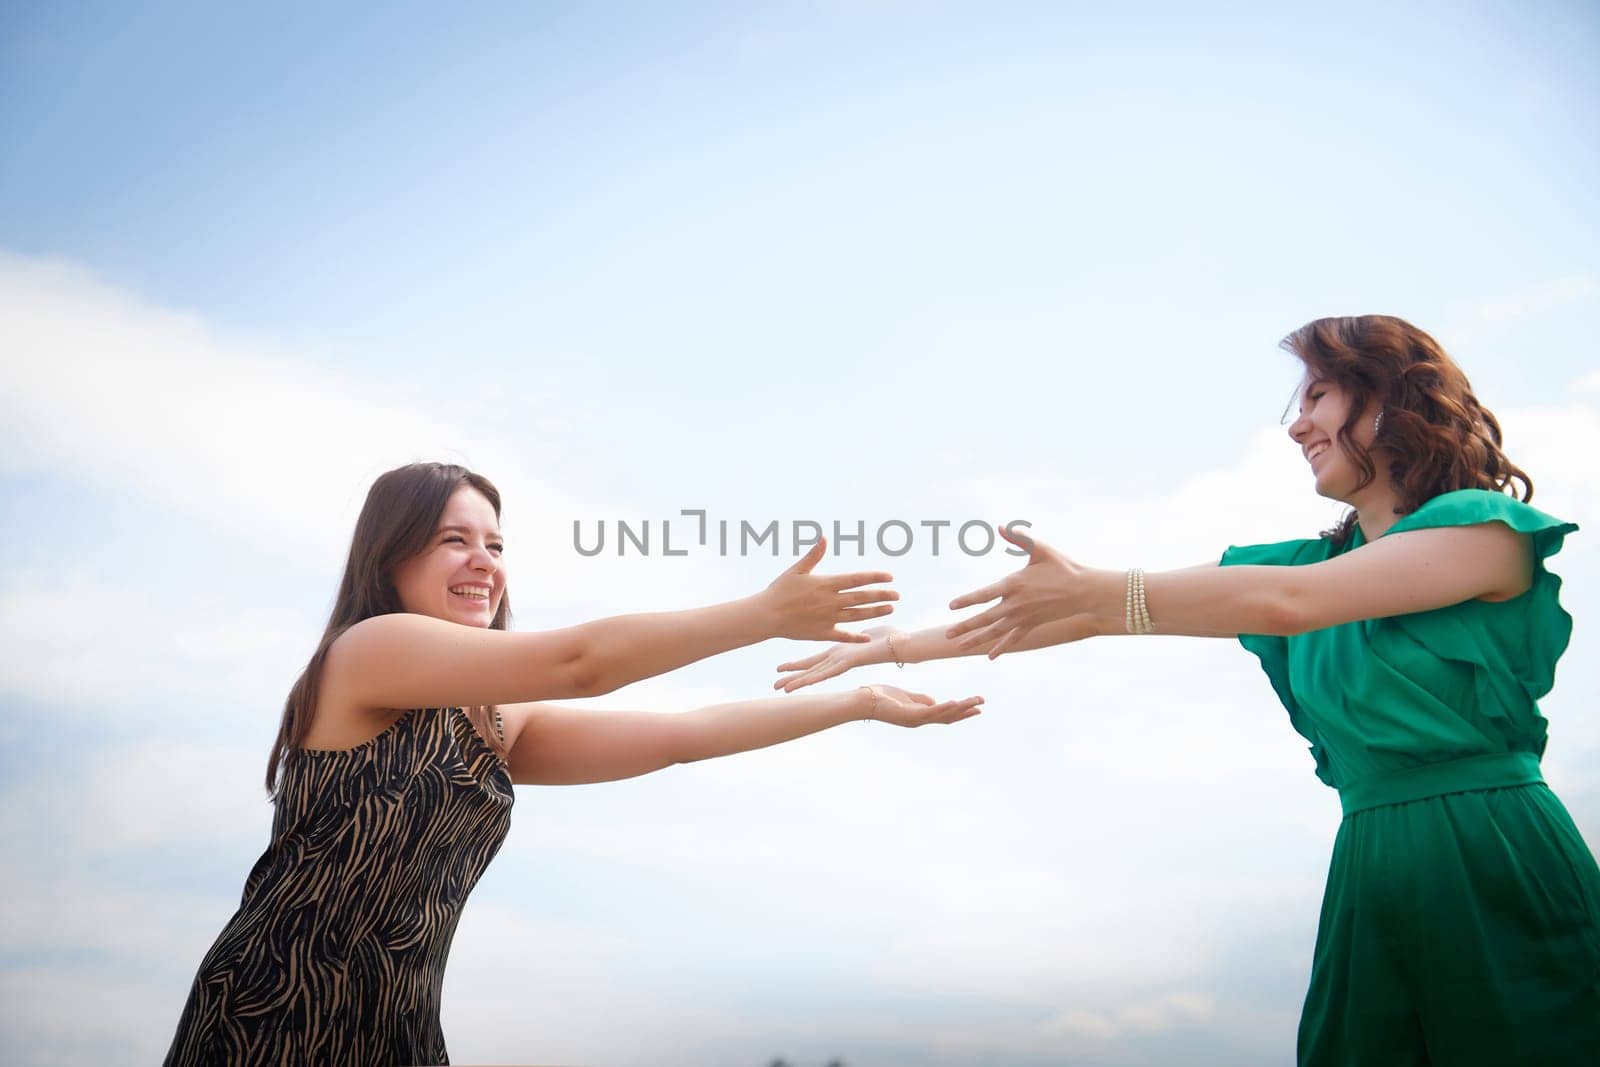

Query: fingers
left=826, top=627, right=874, bottom=643
left=998, top=523, right=1036, bottom=556
left=925, top=696, right=985, bottom=724
left=958, top=618, right=1011, bottom=652
left=827, top=570, right=895, bottom=592
left=987, top=627, right=1024, bottom=659
left=876, top=693, right=984, bottom=726
left=946, top=603, right=1005, bottom=640
left=839, top=588, right=900, bottom=607
left=951, top=613, right=1015, bottom=652
left=948, top=582, right=1002, bottom=611
left=775, top=670, right=822, bottom=692
left=790, top=662, right=845, bottom=691
left=784, top=537, right=828, bottom=576
left=836, top=605, right=895, bottom=623
left=948, top=701, right=985, bottom=723
left=776, top=651, right=828, bottom=673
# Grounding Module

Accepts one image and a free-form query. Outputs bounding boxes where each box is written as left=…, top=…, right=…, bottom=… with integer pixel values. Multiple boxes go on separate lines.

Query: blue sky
left=2, top=3, right=1597, bottom=1064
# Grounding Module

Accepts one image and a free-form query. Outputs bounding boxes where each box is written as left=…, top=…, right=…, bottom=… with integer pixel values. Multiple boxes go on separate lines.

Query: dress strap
left=1338, top=752, right=1543, bottom=816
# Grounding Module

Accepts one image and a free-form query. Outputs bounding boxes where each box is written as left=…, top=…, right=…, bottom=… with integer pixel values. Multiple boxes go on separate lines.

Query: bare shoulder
left=301, top=620, right=409, bottom=750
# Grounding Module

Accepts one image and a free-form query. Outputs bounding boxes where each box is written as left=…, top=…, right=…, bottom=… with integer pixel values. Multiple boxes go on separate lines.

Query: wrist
left=1090, top=568, right=1126, bottom=627
left=869, top=633, right=898, bottom=666
left=744, top=591, right=783, bottom=641
left=853, top=685, right=879, bottom=722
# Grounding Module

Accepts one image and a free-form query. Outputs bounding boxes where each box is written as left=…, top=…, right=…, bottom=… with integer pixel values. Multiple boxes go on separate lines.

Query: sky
left=1, top=2, right=1597, bottom=1064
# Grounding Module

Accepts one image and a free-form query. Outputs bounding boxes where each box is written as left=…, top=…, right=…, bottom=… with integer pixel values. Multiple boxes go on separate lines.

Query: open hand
left=762, top=537, right=897, bottom=643
left=945, top=526, right=1083, bottom=658
left=774, top=625, right=896, bottom=692
left=863, top=684, right=984, bottom=727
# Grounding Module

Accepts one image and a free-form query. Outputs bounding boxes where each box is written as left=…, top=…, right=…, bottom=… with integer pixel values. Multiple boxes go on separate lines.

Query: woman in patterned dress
left=165, top=461, right=983, bottom=1066
left=776, top=315, right=1600, bottom=1065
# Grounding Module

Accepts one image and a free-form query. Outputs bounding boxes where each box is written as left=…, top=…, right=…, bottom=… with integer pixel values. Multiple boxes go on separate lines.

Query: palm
left=867, top=684, right=984, bottom=727
left=773, top=626, right=893, bottom=692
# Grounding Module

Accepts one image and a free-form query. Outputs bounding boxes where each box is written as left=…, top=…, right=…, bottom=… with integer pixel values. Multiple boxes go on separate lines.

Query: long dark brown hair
left=1281, top=315, right=1533, bottom=546
left=265, top=462, right=513, bottom=795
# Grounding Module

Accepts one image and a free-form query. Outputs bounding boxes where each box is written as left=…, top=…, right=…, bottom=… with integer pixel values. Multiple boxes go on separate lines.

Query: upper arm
left=324, top=613, right=607, bottom=712
left=1289, top=523, right=1532, bottom=632
left=501, top=701, right=687, bottom=785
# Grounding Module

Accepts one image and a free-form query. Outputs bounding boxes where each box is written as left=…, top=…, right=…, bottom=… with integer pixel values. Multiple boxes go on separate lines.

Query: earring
left=1373, top=410, right=1384, bottom=435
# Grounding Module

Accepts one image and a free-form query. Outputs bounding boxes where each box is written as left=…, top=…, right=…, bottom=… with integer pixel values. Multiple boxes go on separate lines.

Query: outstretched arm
left=774, top=616, right=1111, bottom=691
left=327, top=538, right=898, bottom=709
left=775, top=560, right=1231, bottom=692
left=502, top=685, right=985, bottom=785
left=948, top=522, right=1533, bottom=656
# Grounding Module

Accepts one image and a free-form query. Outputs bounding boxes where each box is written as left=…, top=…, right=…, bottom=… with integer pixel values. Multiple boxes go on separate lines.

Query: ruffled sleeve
left=1382, top=489, right=1578, bottom=713
left=1385, top=488, right=1576, bottom=561
left=1220, top=536, right=1339, bottom=783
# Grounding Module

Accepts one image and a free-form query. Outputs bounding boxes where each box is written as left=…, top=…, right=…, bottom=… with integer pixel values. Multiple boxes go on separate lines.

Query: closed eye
left=443, top=535, right=504, bottom=553
left=1295, top=390, right=1325, bottom=416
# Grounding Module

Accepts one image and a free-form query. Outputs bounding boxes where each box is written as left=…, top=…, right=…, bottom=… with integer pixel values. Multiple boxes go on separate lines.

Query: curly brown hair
left=1281, top=315, right=1533, bottom=546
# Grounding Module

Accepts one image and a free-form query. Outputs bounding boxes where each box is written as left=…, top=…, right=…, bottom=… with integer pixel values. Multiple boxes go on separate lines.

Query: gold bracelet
left=885, top=632, right=905, bottom=668
left=859, top=685, right=880, bottom=722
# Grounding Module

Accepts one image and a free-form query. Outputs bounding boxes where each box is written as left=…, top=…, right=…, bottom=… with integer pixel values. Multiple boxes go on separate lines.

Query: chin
left=1310, top=465, right=1350, bottom=503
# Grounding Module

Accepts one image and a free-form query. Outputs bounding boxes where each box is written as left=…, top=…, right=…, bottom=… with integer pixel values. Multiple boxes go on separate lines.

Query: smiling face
left=390, top=485, right=506, bottom=627
left=1286, top=373, right=1384, bottom=504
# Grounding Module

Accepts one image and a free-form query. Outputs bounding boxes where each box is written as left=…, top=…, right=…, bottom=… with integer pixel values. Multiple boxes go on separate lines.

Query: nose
left=469, top=542, right=498, bottom=574
left=1286, top=410, right=1311, bottom=444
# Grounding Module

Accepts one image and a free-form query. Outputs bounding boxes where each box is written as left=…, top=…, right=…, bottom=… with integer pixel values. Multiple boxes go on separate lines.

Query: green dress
left=1221, top=489, right=1600, bottom=1066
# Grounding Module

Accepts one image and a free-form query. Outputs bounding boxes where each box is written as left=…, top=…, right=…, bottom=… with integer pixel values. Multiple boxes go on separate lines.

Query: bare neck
left=1349, top=474, right=1404, bottom=541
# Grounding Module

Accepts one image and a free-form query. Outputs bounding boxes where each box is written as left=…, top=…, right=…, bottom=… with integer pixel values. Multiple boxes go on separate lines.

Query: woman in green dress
left=775, top=314, right=1599, bottom=1065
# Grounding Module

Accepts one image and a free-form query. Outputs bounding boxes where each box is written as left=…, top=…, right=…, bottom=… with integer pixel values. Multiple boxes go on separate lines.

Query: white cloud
left=1040, top=991, right=1215, bottom=1040
left=0, top=251, right=594, bottom=574
left=0, top=251, right=776, bottom=716
left=0, top=968, right=182, bottom=1064
left=1497, top=403, right=1600, bottom=541
left=74, top=741, right=274, bottom=851
left=1475, top=274, right=1598, bottom=324
left=0, top=570, right=313, bottom=713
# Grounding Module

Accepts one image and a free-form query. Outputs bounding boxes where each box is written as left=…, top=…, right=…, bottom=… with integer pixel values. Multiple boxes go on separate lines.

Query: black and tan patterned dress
left=164, top=707, right=514, bottom=1066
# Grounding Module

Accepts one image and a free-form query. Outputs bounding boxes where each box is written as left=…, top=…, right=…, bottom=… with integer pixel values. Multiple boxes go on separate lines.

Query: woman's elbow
left=1262, top=594, right=1311, bottom=637
left=552, top=643, right=611, bottom=700
left=569, top=660, right=616, bottom=699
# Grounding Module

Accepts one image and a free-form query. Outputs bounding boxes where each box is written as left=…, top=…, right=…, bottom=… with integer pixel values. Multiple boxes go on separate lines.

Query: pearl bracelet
left=886, top=632, right=905, bottom=668
left=1125, top=568, right=1155, bottom=635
